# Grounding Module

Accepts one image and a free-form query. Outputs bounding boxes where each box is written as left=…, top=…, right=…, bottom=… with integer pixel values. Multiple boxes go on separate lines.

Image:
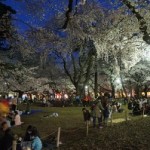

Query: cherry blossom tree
left=1, top=0, right=150, bottom=98
left=127, top=60, right=150, bottom=98
left=122, top=0, right=150, bottom=44
left=53, top=38, right=96, bottom=96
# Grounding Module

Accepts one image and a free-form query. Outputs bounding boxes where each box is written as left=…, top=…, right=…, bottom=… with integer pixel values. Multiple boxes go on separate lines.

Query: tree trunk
left=110, top=78, right=115, bottom=98
left=18, top=91, right=24, bottom=98
left=75, top=84, right=80, bottom=96
left=117, top=51, right=127, bottom=98
left=121, top=89, right=124, bottom=98
left=120, top=76, right=127, bottom=98
left=99, top=86, right=102, bottom=96
left=75, top=83, right=84, bottom=98
left=135, top=85, right=141, bottom=98
left=94, top=69, right=98, bottom=98
left=122, top=0, right=150, bottom=44
left=130, top=88, right=133, bottom=97
left=13, top=90, right=24, bottom=98
left=129, top=81, right=133, bottom=97
left=94, top=53, right=98, bottom=98
left=144, top=85, right=148, bottom=98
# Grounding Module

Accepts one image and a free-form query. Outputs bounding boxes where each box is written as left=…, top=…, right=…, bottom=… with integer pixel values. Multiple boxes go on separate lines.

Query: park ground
left=12, top=103, right=150, bottom=150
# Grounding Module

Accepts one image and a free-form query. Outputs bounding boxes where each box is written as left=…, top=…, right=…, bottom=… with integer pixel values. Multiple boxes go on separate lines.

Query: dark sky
left=4, top=0, right=58, bottom=31
left=3, top=0, right=121, bottom=32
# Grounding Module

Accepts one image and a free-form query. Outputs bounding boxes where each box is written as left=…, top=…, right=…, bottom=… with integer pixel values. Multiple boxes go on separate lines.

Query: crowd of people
left=128, top=97, right=150, bottom=115
left=0, top=120, right=42, bottom=150
left=82, top=96, right=150, bottom=129
left=0, top=93, right=150, bottom=149
left=0, top=97, right=23, bottom=128
left=0, top=96, right=42, bottom=150
left=82, top=95, right=123, bottom=128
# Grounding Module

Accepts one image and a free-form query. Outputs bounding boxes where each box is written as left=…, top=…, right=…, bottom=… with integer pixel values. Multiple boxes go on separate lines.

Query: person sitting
left=14, top=111, right=23, bottom=126
left=0, top=115, right=8, bottom=128
left=133, top=102, right=141, bottom=115
left=31, top=126, right=42, bottom=150
left=112, top=104, right=118, bottom=113
left=42, top=97, right=47, bottom=107
left=0, top=116, right=5, bottom=149
left=21, top=125, right=34, bottom=149
left=116, top=102, right=124, bottom=113
left=0, top=121, right=14, bottom=150
left=128, top=101, right=133, bottom=110
left=24, top=125, right=33, bottom=141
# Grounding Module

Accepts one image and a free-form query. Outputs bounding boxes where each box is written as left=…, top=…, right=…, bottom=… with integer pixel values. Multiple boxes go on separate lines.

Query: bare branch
left=122, top=0, right=150, bottom=44
left=62, top=0, right=74, bottom=29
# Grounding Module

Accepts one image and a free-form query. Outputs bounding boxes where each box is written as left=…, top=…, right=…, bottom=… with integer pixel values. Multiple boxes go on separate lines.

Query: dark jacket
left=1, top=128, right=14, bottom=150
left=83, top=110, right=91, bottom=121
left=0, top=128, right=5, bottom=150
left=24, top=132, right=32, bottom=141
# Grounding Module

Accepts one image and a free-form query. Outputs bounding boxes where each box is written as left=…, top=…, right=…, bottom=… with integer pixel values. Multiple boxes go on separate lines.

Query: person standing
left=101, top=95, right=110, bottom=126
left=91, top=97, right=104, bottom=128
left=82, top=108, right=91, bottom=124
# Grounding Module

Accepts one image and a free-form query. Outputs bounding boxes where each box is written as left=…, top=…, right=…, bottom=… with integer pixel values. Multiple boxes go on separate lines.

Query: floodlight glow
left=116, top=78, right=121, bottom=84
left=85, top=85, right=88, bottom=89
left=64, top=94, right=68, bottom=99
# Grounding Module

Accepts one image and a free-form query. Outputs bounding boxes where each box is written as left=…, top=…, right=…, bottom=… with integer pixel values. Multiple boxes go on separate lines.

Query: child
left=82, top=108, right=91, bottom=124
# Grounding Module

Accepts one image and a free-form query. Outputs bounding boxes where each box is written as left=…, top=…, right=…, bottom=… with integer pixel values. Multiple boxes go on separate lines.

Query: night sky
left=3, top=0, right=122, bottom=32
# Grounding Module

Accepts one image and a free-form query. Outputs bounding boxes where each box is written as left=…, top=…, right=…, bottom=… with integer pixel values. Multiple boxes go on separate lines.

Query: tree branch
left=122, top=0, right=150, bottom=44
left=62, top=0, right=74, bottom=29
left=71, top=53, right=77, bottom=82
left=54, top=51, right=75, bottom=84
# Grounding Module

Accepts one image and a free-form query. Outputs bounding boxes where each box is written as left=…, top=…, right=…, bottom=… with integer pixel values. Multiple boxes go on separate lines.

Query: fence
left=11, top=104, right=148, bottom=149
left=12, top=127, right=61, bottom=150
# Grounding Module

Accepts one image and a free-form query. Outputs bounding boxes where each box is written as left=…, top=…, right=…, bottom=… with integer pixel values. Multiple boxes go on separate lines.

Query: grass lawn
left=12, top=103, right=150, bottom=150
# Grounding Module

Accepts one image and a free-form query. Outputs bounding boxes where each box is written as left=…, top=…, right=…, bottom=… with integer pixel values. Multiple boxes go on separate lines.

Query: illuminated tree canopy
left=0, top=0, right=150, bottom=98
